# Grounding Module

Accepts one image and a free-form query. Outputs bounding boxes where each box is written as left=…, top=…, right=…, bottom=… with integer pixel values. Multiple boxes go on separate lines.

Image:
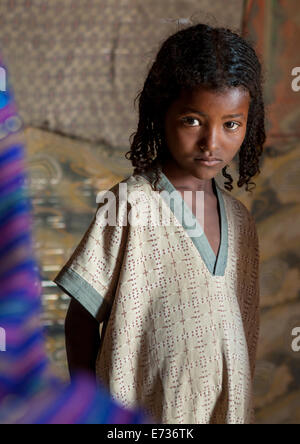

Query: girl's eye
left=224, top=121, right=240, bottom=131
left=181, top=117, right=200, bottom=127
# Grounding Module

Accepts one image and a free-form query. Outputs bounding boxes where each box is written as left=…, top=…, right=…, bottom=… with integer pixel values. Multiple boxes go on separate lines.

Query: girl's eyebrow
left=179, top=107, right=246, bottom=119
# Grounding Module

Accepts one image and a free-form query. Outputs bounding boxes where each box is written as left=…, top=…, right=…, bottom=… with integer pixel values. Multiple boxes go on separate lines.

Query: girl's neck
left=161, top=159, right=215, bottom=196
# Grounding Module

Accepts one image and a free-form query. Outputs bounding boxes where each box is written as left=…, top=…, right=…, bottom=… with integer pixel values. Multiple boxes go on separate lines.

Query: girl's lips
left=194, top=159, right=222, bottom=166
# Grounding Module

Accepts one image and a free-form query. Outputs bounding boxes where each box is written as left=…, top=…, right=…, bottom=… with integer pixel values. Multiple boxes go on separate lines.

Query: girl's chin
left=191, top=164, right=221, bottom=177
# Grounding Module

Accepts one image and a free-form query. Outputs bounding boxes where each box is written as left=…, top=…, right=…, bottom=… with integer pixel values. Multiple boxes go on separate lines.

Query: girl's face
left=163, top=85, right=250, bottom=181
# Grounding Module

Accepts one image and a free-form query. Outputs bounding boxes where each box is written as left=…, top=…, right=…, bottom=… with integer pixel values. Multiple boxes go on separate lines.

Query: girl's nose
left=197, top=125, right=220, bottom=152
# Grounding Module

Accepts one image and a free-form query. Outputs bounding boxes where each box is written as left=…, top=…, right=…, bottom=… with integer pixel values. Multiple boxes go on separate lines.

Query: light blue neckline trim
left=139, top=167, right=228, bottom=276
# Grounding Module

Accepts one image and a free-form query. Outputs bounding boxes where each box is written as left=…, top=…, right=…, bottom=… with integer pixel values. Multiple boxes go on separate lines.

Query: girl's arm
left=65, top=298, right=101, bottom=381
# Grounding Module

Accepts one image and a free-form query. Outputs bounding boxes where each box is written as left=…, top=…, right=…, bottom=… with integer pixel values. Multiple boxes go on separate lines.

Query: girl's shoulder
left=110, top=172, right=157, bottom=202
left=98, top=173, right=153, bottom=202
left=216, top=182, right=258, bottom=238
left=123, top=172, right=153, bottom=191
left=98, top=173, right=159, bottom=223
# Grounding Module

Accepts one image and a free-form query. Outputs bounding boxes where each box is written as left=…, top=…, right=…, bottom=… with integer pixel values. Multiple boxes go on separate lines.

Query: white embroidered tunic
left=54, top=167, right=260, bottom=424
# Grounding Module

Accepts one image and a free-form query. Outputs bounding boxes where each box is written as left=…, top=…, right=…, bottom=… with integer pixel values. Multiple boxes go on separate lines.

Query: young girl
left=54, top=23, right=265, bottom=424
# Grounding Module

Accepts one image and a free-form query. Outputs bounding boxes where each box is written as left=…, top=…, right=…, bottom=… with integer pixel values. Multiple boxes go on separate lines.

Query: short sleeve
left=54, top=185, right=129, bottom=322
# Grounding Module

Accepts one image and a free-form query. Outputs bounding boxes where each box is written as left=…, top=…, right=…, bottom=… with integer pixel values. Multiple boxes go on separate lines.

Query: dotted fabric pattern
left=55, top=172, right=260, bottom=424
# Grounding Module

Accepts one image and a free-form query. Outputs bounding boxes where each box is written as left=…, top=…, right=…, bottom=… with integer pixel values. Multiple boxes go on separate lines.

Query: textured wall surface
left=238, top=0, right=300, bottom=425
left=1, top=0, right=299, bottom=424
left=0, top=0, right=243, bottom=155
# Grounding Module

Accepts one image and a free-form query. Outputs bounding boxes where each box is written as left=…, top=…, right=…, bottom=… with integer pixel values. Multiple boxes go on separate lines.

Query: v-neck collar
left=138, top=166, right=228, bottom=277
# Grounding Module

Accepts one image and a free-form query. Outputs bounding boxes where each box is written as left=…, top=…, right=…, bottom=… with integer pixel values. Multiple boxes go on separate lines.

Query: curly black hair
left=125, top=22, right=266, bottom=193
